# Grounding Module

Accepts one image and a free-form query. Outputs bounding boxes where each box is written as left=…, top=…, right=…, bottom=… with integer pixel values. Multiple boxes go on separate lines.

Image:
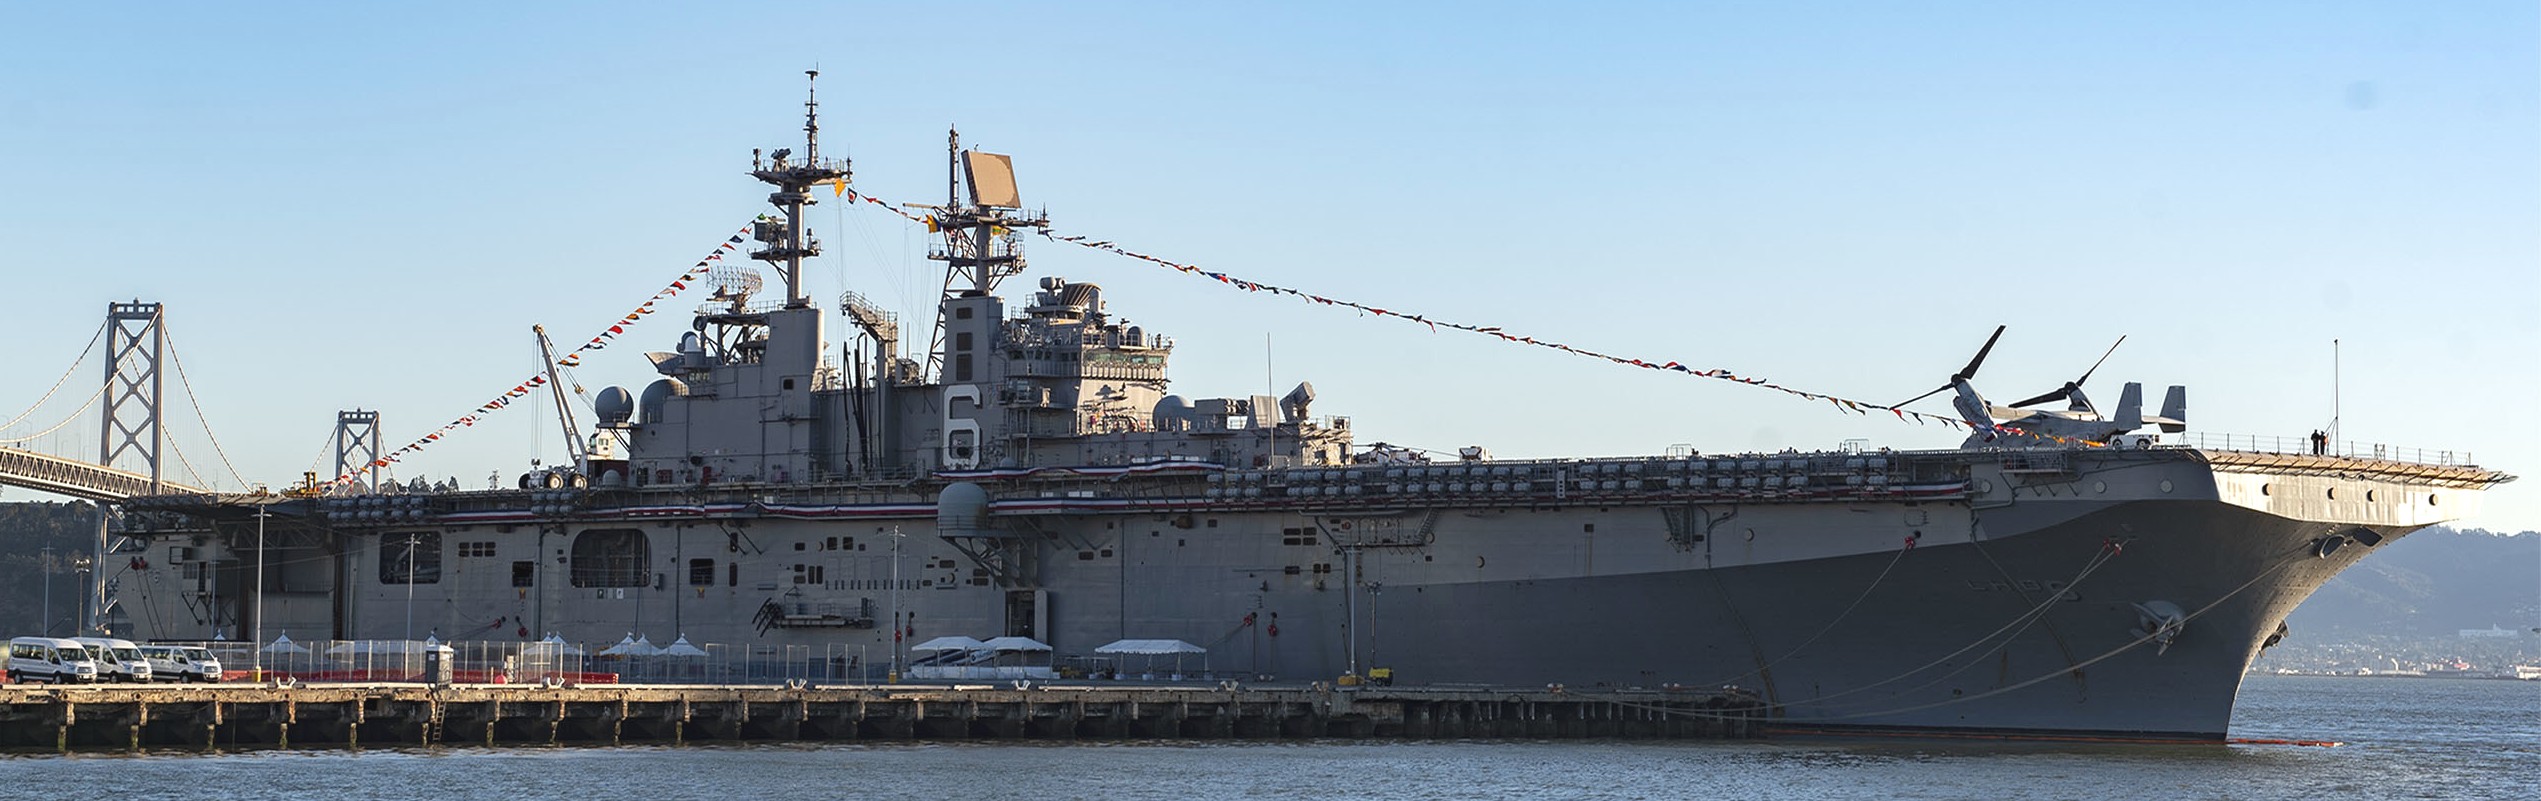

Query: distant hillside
left=2286, top=526, right=2541, bottom=639
left=0, top=500, right=107, bottom=637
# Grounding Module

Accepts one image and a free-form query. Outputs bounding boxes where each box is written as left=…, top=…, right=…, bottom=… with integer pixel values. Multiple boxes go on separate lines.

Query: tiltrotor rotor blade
left=2006, top=386, right=2071, bottom=409
left=1892, top=384, right=1951, bottom=409
left=2008, top=334, right=2126, bottom=408
left=1893, top=325, right=2008, bottom=409
left=1957, top=325, right=2007, bottom=381
left=2076, top=335, right=2126, bottom=386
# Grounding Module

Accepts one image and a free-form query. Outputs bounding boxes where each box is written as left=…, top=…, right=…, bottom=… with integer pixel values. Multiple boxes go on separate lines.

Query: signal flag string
left=336, top=183, right=2112, bottom=494
left=839, top=188, right=2102, bottom=446
left=325, top=218, right=770, bottom=489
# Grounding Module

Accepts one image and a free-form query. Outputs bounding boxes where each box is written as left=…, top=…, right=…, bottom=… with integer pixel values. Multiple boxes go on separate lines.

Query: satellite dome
left=937, top=482, right=990, bottom=532
left=1152, top=395, right=1193, bottom=432
left=638, top=379, right=687, bottom=424
left=594, top=386, right=635, bottom=426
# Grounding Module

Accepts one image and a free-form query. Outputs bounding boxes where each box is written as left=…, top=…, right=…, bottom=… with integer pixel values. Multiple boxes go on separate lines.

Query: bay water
left=3, top=675, right=2532, bottom=800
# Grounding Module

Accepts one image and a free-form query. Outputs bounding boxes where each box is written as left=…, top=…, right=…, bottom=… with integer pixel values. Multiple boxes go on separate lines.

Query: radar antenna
left=916, top=127, right=1050, bottom=378
left=747, top=69, right=851, bottom=310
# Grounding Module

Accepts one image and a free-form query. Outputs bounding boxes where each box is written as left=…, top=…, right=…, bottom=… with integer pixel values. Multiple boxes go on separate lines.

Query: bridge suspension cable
left=1, top=320, right=106, bottom=431
left=163, top=322, right=250, bottom=489
left=300, top=430, right=335, bottom=487
left=166, top=433, right=212, bottom=490
left=0, top=384, right=106, bottom=445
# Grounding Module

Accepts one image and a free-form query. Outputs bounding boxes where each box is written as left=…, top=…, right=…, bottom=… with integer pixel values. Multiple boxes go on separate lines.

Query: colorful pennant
left=839, top=192, right=2105, bottom=448
left=326, top=218, right=769, bottom=488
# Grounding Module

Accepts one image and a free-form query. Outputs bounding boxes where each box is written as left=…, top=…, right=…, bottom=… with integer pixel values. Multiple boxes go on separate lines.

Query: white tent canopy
left=598, top=633, right=661, bottom=657
left=909, top=636, right=986, bottom=653
left=1094, top=639, right=1207, bottom=655
left=527, top=633, right=585, bottom=656
left=261, top=633, right=311, bottom=654
left=658, top=635, right=708, bottom=657
left=907, top=635, right=1056, bottom=681
left=1092, top=639, right=1209, bottom=678
left=1092, top=643, right=1209, bottom=656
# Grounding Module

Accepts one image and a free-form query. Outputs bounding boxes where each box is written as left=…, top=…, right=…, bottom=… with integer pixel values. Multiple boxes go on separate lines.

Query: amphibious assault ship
left=110, top=80, right=2513, bottom=741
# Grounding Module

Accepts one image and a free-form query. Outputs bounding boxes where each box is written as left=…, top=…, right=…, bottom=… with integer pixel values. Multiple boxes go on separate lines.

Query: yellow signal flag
left=831, top=178, right=847, bottom=197
left=924, top=215, right=939, bottom=233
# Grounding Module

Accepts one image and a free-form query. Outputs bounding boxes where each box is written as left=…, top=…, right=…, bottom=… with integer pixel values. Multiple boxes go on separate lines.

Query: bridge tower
left=100, top=301, right=166, bottom=492
left=93, top=301, right=164, bottom=636
left=335, top=410, right=382, bottom=494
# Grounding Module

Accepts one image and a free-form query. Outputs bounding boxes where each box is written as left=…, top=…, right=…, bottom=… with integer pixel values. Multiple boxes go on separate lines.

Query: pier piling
left=0, top=683, right=1764, bottom=751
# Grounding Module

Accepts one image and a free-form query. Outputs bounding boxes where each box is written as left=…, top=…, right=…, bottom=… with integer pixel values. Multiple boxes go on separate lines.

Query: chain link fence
left=171, top=638, right=879, bottom=685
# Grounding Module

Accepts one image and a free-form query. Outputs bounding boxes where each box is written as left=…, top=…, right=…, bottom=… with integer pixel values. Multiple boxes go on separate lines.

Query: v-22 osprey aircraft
left=1895, top=325, right=2186, bottom=448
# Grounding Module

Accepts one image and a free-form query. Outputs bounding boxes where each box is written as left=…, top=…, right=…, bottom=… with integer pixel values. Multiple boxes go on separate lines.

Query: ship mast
left=748, top=70, right=851, bottom=309
left=920, top=127, right=1048, bottom=378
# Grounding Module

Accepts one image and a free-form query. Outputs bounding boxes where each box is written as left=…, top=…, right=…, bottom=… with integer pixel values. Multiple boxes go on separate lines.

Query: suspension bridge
left=1, top=301, right=389, bottom=504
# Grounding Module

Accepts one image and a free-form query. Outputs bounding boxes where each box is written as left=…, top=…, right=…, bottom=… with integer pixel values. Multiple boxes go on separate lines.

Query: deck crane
left=532, top=324, right=588, bottom=476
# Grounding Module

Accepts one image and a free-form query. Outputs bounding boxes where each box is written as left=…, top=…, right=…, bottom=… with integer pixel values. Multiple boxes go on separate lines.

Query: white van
left=6, top=637, right=102, bottom=684
left=138, top=645, right=223, bottom=683
left=70, top=637, right=153, bottom=683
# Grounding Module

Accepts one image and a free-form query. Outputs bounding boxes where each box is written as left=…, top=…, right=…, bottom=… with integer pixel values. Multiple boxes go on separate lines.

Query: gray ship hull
left=1377, top=501, right=2364, bottom=740
left=116, top=447, right=2497, bottom=742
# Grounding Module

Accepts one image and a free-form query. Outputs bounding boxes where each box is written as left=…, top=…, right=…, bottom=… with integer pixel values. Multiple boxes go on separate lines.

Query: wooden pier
left=0, top=683, right=1765, bottom=752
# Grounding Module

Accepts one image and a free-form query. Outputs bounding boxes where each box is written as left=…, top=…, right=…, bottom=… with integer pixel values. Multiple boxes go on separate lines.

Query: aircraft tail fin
left=2112, top=382, right=2145, bottom=433
left=2155, top=385, right=2187, bottom=433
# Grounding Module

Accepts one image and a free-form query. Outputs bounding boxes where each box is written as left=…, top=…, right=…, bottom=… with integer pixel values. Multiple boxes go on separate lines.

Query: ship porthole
left=2427, top=494, right=2438, bottom=506
left=2365, top=489, right=2376, bottom=502
left=2093, top=481, right=2108, bottom=494
left=2158, top=480, right=2173, bottom=493
left=2260, top=483, right=2271, bottom=496
left=2326, top=487, right=2338, bottom=500
left=1744, top=528, right=1757, bottom=542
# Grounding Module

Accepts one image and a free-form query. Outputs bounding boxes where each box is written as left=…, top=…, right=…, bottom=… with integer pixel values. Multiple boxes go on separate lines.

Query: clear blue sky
left=3, top=2, right=2534, bottom=531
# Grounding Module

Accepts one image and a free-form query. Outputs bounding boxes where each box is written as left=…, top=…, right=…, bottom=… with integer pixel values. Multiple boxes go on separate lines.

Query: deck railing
left=2163, top=432, right=2472, bottom=467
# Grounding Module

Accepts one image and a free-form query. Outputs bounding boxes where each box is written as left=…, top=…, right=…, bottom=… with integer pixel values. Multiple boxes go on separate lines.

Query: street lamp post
left=253, top=504, right=271, bottom=680
left=887, top=525, right=905, bottom=680
left=1343, top=548, right=1357, bottom=680
left=72, top=556, right=91, bottom=635
left=39, top=546, right=54, bottom=637
left=404, top=531, right=418, bottom=641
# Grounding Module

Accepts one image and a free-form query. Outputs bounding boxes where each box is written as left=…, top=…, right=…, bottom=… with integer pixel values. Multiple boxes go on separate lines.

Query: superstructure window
left=380, top=531, right=442, bottom=584
left=791, top=563, right=826, bottom=585
left=569, top=528, right=651, bottom=588
left=690, top=558, right=716, bottom=587
left=512, top=561, right=535, bottom=588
